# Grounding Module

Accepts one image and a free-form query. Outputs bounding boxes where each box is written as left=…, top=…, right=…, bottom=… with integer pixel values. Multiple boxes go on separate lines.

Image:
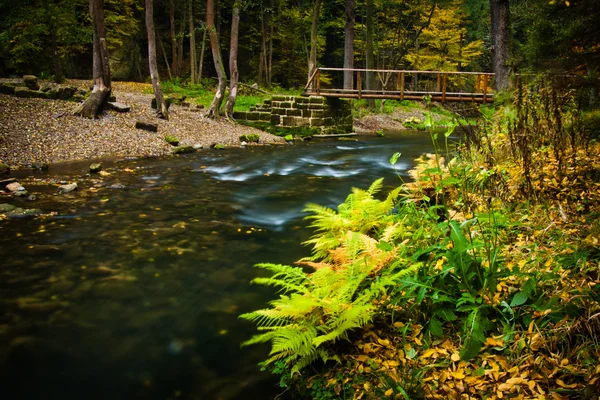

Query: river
left=0, top=132, right=440, bottom=400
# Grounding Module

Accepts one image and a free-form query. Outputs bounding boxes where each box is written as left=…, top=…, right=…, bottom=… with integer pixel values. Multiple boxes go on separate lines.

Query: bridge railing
left=304, top=67, right=496, bottom=103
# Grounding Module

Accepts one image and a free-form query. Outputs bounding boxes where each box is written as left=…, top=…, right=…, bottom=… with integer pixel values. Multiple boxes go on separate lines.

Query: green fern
left=241, top=180, right=420, bottom=375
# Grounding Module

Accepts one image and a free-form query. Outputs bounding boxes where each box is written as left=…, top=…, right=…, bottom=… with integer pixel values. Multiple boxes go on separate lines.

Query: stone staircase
left=233, top=95, right=353, bottom=135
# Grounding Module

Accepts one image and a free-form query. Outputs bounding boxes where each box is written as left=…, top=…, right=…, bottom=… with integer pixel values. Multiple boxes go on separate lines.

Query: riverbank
left=0, top=80, right=285, bottom=169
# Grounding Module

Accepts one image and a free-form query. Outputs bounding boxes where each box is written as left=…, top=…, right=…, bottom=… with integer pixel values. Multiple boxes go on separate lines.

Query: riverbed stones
left=31, top=162, right=49, bottom=171
left=89, top=163, right=102, bottom=173
left=173, top=146, right=195, bottom=154
left=58, top=182, right=77, bottom=193
left=92, top=280, right=142, bottom=300
left=6, top=182, right=24, bottom=192
left=16, top=297, right=68, bottom=313
left=23, top=75, right=40, bottom=91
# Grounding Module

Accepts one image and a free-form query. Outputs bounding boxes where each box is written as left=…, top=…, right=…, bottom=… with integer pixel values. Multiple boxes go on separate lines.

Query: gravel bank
left=0, top=80, right=285, bottom=169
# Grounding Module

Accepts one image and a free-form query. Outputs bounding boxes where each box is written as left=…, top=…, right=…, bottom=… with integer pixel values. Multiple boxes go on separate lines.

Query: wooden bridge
left=304, top=67, right=496, bottom=103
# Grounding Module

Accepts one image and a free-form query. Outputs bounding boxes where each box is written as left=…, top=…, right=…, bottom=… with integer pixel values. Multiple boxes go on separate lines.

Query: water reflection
left=0, top=132, right=437, bottom=399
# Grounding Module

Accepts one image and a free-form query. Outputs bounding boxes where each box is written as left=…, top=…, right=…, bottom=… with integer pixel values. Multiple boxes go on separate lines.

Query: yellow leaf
left=421, top=349, right=437, bottom=359
left=451, top=370, right=465, bottom=380
left=556, top=379, right=577, bottom=389
left=451, top=353, right=461, bottom=362
left=356, top=355, right=369, bottom=363
left=384, top=388, right=393, bottom=397
left=363, top=382, right=371, bottom=391
left=377, top=338, right=391, bottom=347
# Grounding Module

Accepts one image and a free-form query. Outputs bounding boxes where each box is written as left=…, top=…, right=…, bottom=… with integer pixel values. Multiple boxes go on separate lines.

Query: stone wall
left=233, top=95, right=353, bottom=135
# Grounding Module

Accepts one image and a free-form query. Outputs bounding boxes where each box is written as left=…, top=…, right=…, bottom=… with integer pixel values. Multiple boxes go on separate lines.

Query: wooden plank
left=316, top=69, right=321, bottom=95
left=357, top=71, right=362, bottom=99
left=304, top=68, right=320, bottom=90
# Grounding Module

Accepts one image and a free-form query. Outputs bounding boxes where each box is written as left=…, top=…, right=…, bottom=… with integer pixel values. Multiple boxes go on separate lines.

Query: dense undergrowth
left=240, top=85, right=600, bottom=399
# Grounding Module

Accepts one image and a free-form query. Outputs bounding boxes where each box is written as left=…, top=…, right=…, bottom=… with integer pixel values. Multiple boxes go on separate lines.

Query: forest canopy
left=0, top=0, right=598, bottom=89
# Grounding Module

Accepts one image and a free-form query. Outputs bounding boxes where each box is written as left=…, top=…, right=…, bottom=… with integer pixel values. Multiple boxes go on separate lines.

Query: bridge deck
left=304, top=68, right=496, bottom=103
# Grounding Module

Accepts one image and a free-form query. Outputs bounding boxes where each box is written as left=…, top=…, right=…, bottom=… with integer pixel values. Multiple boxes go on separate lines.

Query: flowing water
left=0, top=132, right=439, bottom=400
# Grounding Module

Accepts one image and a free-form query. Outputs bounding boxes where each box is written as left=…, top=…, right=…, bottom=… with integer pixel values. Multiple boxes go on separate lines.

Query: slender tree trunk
left=198, top=27, right=207, bottom=81
left=490, top=0, right=511, bottom=91
left=170, top=0, right=177, bottom=77
left=268, top=2, right=274, bottom=89
left=206, top=0, right=226, bottom=118
left=343, top=0, right=354, bottom=90
left=146, top=0, right=168, bottom=119
left=159, top=37, right=173, bottom=80
left=225, top=1, right=240, bottom=117
left=308, top=0, right=321, bottom=86
left=43, top=0, right=64, bottom=83
left=177, top=9, right=186, bottom=76
left=74, top=0, right=111, bottom=118
left=190, top=0, right=196, bottom=84
left=365, top=0, right=375, bottom=108
left=258, top=15, right=265, bottom=86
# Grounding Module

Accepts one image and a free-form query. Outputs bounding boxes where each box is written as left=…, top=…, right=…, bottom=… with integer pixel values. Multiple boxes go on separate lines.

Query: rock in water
left=22, top=75, right=39, bottom=90
left=31, top=162, right=49, bottom=171
left=0, top=163, right=10, bottom=174
left=6, top=182, right=24, bottom=192
left=135, top=121, right=158, bottom=132
left=89, top=163, right=102, bottom=173
left=58, top=183, right=78, bottom=193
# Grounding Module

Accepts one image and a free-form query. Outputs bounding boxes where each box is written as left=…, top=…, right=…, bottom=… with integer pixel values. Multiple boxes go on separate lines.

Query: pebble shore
left=0, top=80, right=285, bottom=169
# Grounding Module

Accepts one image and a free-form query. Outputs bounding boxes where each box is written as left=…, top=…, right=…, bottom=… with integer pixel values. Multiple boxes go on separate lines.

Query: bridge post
left=436, top=74, right=441, bottom=92
left=316, top=69, right=321, bottom=95
left=357, top=71, right=362, bottom=99
left=442, top=73, right=447, bottom=103
left=400, top=72, right=405, bottom=101
left=483, top=74, right=488, bottom=103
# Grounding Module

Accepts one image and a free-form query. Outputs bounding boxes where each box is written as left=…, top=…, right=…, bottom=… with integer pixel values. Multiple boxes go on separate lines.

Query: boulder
left=173, top=146, right=195, bottom=154
left=6, top=208, right=42, bottom=219
left=135, top=121, right=158, bottom=132
left=6, top=182, right=24, bottom=192
left=14, top=87, right=35, bottom=98
left=13, top=190, right=29, bottom=197
left=164, top=135, right=179, bottom=146
left=89, top=163, right=102, bottom=173
left=40, top=83, right=58, bottom=92
left=0, top=83, right=16, bottom=95
left=106, top=102, right=131, bottom=112
left=56, top=86, right=76, bottom=100
left=22, top=75, right=39, bottom=90
left=58, top=183, right=77, bottom=193
left=31, top=162, right=49, bottom=171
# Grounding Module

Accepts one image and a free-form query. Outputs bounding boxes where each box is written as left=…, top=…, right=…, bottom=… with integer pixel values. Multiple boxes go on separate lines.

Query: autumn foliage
left=241, top=84, right=600, bottom=399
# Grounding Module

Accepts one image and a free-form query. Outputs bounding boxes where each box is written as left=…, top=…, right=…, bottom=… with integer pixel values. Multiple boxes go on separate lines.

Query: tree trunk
left=365, top=0, right=375, bottom=107
left=177, top=9, right=186, bottom=76
left=190, top=0, right=196, bottom=84
left=74, top=0, right=111, bottom=118
left=225, top=1, right=240, bottom=118
left=43, top=0, right=64, bottom=83
left=308, top=0, right=321, bottom=86
left=268, top=3, right=274, bottom=89
left=490, top=0, right=511, bottom=91
left=159, top=37, right=173, bottom=80
left=258, top=14, right=265, bottom=86
left=198, top=27, right=207, bottom=81
left=206, top=0, right=226, bottom=118
left=170, top=0, right=177, bottom=77
left=146, top=0, right=168, bottom=119
left=343, top=0, right=354, bottom=90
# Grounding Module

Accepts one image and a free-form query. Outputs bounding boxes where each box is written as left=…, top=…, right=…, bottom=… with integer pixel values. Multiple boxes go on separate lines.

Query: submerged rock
left=89, top=163, right=102, bottom=173
left=5, top=208, right=42, bottom=219
left=58, top=183, right=77, bottom=193
left=0, top=163, right=10, bottom=174
left=92, top=280, right=142, bottom=300
left=16, top=297, right=68, bottom=313
left=0, top=203, right=16, bottom=213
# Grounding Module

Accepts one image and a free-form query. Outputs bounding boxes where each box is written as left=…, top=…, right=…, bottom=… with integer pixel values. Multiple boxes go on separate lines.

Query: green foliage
left=241, top=178, right=421, bottom=375
left=164, top=135, right=179, bottom=146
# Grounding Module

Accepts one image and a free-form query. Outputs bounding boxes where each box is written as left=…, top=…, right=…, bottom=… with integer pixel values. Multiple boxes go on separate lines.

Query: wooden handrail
left=304, top=68, right=320, bottom=91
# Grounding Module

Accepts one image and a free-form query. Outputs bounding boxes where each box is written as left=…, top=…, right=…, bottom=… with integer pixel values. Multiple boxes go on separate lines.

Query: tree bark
left=206, top=0, right=226, bottom=118
left=365, top=0, right=375, bottom=107
left=490, top=0, right=511, bottom=91
left=74, top=0, right=111, bottom=118
left=343, top=0, right=354, bottom=90
left=190, top=0, right=196, bottom=84
left=267, top=0, right=274, bottom=88
left=177, top=8, right=186, bottom=76
left=308, top=0, right=321, bottom=86
left=43, top=0, right=64, bottom=83
left=146, top=0, right=168, bottom=119
left=198, top=27, right=207, bottom=81
left=225, top=1, right=240, bottom=117
left=170, top=0, right=178, bottom=77
left=258, top=14, right=265, bottom=86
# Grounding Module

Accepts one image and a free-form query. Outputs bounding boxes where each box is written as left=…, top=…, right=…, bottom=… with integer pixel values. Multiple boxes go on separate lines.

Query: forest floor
left=0, top=80, right=285, bottom=169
